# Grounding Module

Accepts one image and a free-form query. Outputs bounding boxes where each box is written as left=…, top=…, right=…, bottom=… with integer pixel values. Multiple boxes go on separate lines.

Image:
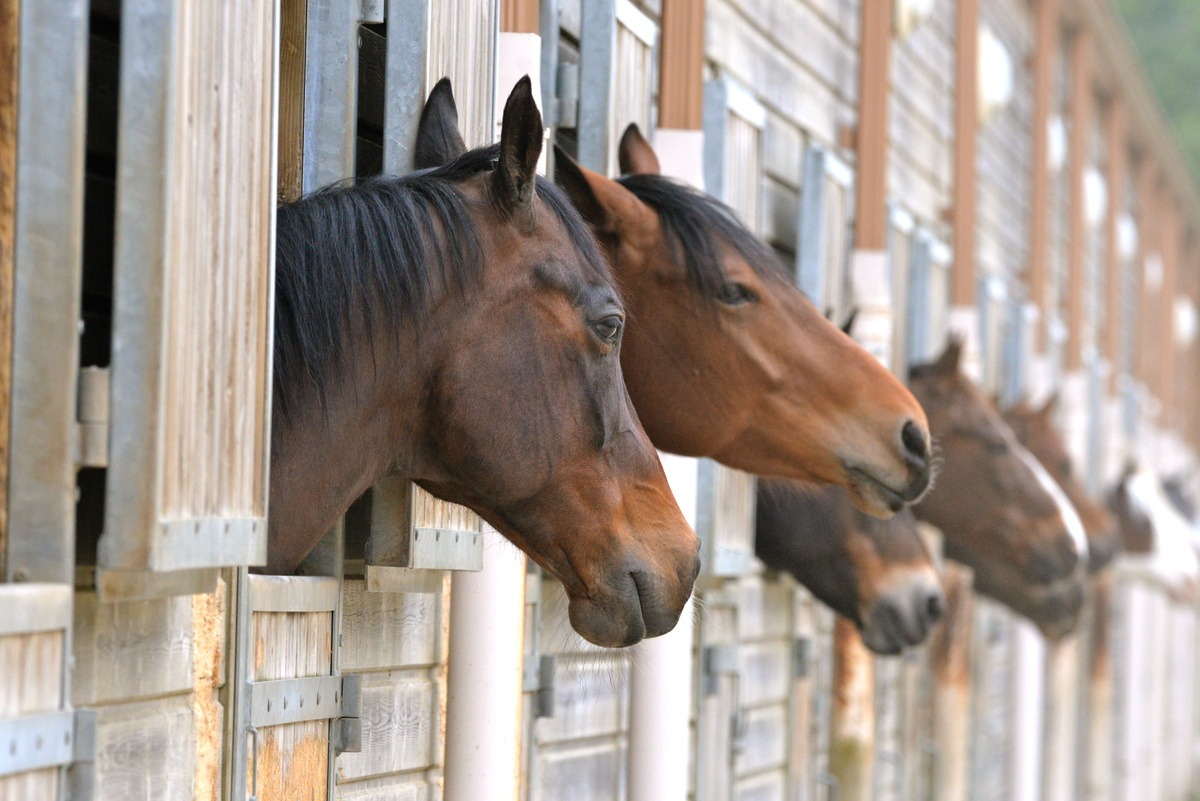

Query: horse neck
left=267, top=329, right=424, bottom=573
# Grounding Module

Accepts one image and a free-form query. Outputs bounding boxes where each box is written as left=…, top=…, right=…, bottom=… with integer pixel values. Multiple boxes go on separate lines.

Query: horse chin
left=564, top=570, right=689, bottom=648
left=845, top=468, right=907, bottom=519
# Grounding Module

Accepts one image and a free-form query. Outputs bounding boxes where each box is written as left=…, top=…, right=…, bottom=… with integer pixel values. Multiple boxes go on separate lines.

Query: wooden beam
left=659, top=0, right=705, bottom=130
left=853, top=0, right=891, bottom=251
left=1065, top=28, right=1093, bottom=371
left=1159, top=196, right=1179, bottom=426
left=1103, top=97, right=1126, bottom=387
left=0, top=0, right=17, bottom=577
left=830, top=619, right=874, bottom=801
left=500, top=0, right=539, bottom=34
left=951, top=0, right=979, bottom=305
left=930, top=564, right=974, bottom=801
left=1135, top=157, right=1159, bottom=392
left=277, top=0, right=307, bottom=202
left=1029, top=0, right=1060, bottom=349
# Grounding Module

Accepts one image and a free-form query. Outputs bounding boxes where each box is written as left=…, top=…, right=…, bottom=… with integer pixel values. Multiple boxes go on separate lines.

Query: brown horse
left=909, top=341, right=1084, bottom=638
left=1004, top=396, right=1120, bottom=572
left=756, top=479, right=944, bottom=655
left=547, top=126, right=932, bottom=518
left=269, top=78, right=698, bottom=648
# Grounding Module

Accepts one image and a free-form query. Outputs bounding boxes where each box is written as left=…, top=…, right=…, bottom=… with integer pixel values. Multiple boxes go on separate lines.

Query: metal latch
left=0, top=708, right=96, bottom=778
left=524, top=654, right=556, bottom=718
left=248, top=673, right=363, bottom=754
left=702, top=644, right=739, bottom=695
left=76, top=367, right=108, bottom=468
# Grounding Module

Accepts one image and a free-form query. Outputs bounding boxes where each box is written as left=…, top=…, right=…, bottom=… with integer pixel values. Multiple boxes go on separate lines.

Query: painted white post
left=627, top=130, right=704, bottom=801
left=443, top=33, right=545, bottom=801
left=1009, top=620, right=1046, bottom=801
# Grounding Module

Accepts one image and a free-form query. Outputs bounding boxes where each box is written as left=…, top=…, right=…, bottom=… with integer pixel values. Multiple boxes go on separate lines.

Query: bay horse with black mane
left=413, top=91, right=933, bottom=518
left=756, top=479, right=944, bottom=655
left=268, top=78, right=698, bottom=648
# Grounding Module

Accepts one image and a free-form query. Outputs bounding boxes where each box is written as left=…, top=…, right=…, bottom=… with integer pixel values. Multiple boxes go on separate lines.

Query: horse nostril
left=901, top=420, right=929, bottom=463
left=925, top=591, right=945, bottom=623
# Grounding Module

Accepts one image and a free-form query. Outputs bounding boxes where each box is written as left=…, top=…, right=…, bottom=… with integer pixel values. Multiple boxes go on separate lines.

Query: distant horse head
left=1004, top=395, right=1120, bottom=572
left=756, top=479, right=944, bottom=655
left=549, top=126, right=932, bottom=518
left=269, top=78, right=698, bottom=647
left=909, top=340, right=1084, bottom=638
left=1108, top=465, right=1200, bottom=600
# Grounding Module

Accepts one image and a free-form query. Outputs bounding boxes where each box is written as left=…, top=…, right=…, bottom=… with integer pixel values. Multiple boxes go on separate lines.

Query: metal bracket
left=0, top=709, right=96, bottom=778
left=702, top=643, right=739, bottom=696
left=76, top=366, right=109, bottom=468
left=249, top=673, right=363, bottom=752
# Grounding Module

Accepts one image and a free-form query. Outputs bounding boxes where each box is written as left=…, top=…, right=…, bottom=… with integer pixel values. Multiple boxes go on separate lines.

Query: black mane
left=615, top=173, right=789, bottom=300
left=274, top=143, right=608, bottom=418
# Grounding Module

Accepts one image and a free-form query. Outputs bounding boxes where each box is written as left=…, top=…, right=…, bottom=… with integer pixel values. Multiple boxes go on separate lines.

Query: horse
left=543, top=126, right=932, bottom=518
left=909, top=340, right=1085, bottom=638
left=756, top=479, right=944, bottom=655
left=268, top=78, right=699, bottom=648
left=1108, top=464, right=1200, bottom=600
left=1004, top=396, right=1120, bottom=572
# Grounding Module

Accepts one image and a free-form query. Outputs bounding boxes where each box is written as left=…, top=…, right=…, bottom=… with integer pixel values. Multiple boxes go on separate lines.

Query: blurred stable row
left=2, top=1, right=1200, bottom=801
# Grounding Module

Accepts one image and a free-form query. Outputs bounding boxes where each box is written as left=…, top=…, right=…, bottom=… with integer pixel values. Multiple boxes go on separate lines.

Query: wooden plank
left=338, top=775, right=435, bottom=801
left=335, top=670, right=438, bottom=782
left=0, top=630, right=63, bottom=801
left=1159, top=195, right=1180, bottom=421
left=1104, top=98, right=1127, bottom=382
left=1065, top=28, right=1094, bottom=369
left=852, top=0, right=890, bottom=250
left=72, top=591, right=195, bottom=705
left=659, top=0, right=704, bottom=129
left=829, top=618, right=873, bottom=801
left=340, top=580, right=440, bottom=672
left=930, top=564, right=974, bottom=801
left=91, top=695, right=197, bottom=801
left=192, top=582, right=226, bottom=801
left=0, top=0, right=16, bottom=576
left=951, top=0, right=979, bottom=305
left=278, top=0, right=307, bottom=202
left=500, top=0, right=539, bottom=33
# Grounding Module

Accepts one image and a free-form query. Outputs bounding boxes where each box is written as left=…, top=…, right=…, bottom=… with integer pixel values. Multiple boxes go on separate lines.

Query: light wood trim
left=1029, top=0, right=1059, bottom=349
left=500, top=0, right=539, bottom=34
left=659, top=0, right=704, bottom=130
left=278, top=0, right=307, bottom=202
left=1159, top=196, right=1179, bottom=425
left=1103, top=96, right=1126, bottom=383
left=1065, top=28, right=1093, bottom=370
left=951, top=0, right=979, bottom=305
left=853, top=0, right=892, bottom=251
left=0, top=0, right=16, bottom=577
left=1134, top=157, right=1158, bottom=390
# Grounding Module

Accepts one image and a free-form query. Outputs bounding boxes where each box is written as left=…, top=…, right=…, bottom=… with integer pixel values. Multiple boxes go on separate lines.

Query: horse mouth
left=846, top=466, right=916, bottom=515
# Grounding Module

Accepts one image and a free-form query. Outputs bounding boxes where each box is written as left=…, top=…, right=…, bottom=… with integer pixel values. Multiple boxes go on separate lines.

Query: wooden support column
left=500, top=0, right=539, bottom=33
left=1103, top=99, right=1126, bottom=390
left=659, top=0, right=704, bottom=130
left=1159, top=197, right=1180, bottom=428
left=853, top=0, right=892, bottom=251
left=1135, top=159, right=1159, bottom=396
left=952, top=0, right=980, bottom=305
left=831, top=619, right=875, bottom=801
left=0, top=0, right=16, bottom=576
left=1029, top=0, right=1060, bottom=347
left=930, top=564, right=975, bottom=801
left=1065, top=28, right=1094, bottom=370
left=278, top=0, right=307, bottom=202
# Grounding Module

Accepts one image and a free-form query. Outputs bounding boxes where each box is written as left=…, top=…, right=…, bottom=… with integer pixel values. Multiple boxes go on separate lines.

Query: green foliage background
left=1114, top=0, right=1200, bottom=182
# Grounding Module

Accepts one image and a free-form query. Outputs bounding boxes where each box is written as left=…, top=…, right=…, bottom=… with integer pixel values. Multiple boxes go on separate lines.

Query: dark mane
left=615, top=173, right=789, bottom=300
left=274, top=143, right=608, bottom=418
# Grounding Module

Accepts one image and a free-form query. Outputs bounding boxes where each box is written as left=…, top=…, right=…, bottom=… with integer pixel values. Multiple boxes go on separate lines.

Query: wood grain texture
left=91, top=695, right=197, bottom=801
left=192, top=582, right=226, bottom=801
left=852, top=0, right=890, bottom=250
left=0, top=630, right=63, bottom=801
left=277, top=0, right=307, bottom=202
left=659, top=0, right=704, bottom=129
left=340, top=579, right=441, bottom=672
left=336, top=670, right=438, bottom=782
left=0, top=0, right=16, bottom=577
left=72, top=591, right=195, bottom=705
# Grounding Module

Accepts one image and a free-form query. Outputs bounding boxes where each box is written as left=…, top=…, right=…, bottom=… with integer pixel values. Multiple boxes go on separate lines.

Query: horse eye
left=718, top=282, right=757, bottom=306
left=592, top=314, right=623, bottom=344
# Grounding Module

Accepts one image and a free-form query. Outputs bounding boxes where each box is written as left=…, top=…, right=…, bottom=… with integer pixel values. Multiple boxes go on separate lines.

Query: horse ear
left=493, top=76, right=543, bottom=215
left=553, top=145, right=610, bottom=229
left=618, top=123, right=661, bottom=175
left=932, top=336, right=963, bottom=375
left=840, top=307, right=859, bottom=336
left=415, top=78, right=468, bottom=169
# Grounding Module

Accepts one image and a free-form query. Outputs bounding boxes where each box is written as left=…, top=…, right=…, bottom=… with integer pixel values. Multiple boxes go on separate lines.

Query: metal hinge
left=702, top=644, right=739, bottom=695
left=554, top=62, right=579, bottom=128
left=0, top=708, right=96, bottom=780
left=76, top=367, right=108, bottom=468
left=248, top=673, right=363, bottom=754
left=524, top=654, right=556, bottom=718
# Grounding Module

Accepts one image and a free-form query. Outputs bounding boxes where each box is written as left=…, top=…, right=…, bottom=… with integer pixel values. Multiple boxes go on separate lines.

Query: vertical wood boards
left=795, top=144, right=855, bottom=324
left=0, top=0, right=16, bottom=577
left=102, top=0, right=278, bottom=574
left=0, top=584, right=71, bottom=801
